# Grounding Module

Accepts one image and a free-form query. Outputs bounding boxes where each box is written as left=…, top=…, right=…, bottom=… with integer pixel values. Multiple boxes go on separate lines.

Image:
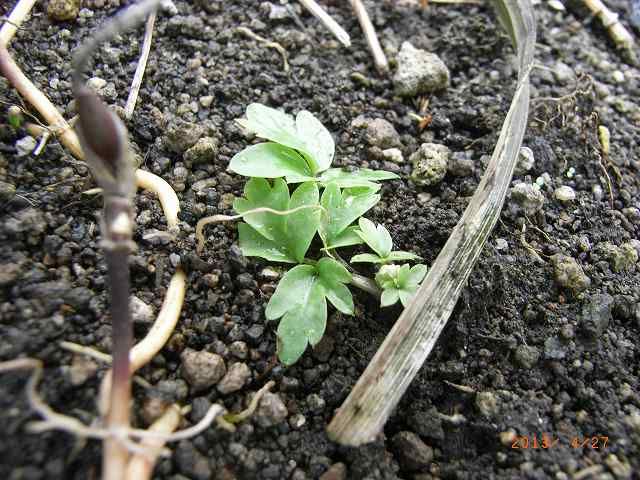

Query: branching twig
left=236, top=27, right=290, bottom=73
left=297, top=0, right=351, bottom=47
left=349, top=0, right=389, bottom=74
left=124, top=11, right=156, bottom=120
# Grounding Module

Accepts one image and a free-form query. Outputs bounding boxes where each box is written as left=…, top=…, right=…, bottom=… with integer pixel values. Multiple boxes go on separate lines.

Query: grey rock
left=579, top=294, right=613, bottom=348
left=217, top=362, right=251, bottom=394
left=448, top=152, right=474, bottom=177
left=130, top=296, right=155, bottom=324
left=551, top=254, right=591, bottom=295
left=289, top=413, right=306, bottom=429
left=410, top=143, right=450, bottom=186
left=156, top=379, right=189, bottom=402
left=409, top=408, right=445, bottom=440
left=184, top=137, right=218, bottom=164
left=381, top=147, right=404, bottom=163
left=0, top=181, right=16, bottom=201
left=514, top=345, right=540, bottom=369
left=255, top=392, right=288, bottom=427
left=476, top=391, right=499, bottom=417
left=392, top=431, right=434, bottom=471
left=180, top=348, right=226, bottom=393
left=515, top=146, right=535, bottom=175
left=15, top=136, right=37, bottom=157
left=365, top=119, right=401, bottom=149
left=65, top=355, right=98, bottom=386
left=306, top=393, right=326, bottom=413
left=175, top=441, right=211, bottom=480
left=554, top=185, right=576, bottom=202
left=164, top=119, right=206, bottom=153
left=394, top=42, right=450, bottom=97
left=229, top=341, right=249, bottom=359
left=47, top=0, right=80, bottom=21
left=596, top=242, right=638, bottom=272
left=319, top=463, right=347, bottom=480
left=510, top=183, right=545, bottom=215
left=191, top=178, right=217, bottom=194
left=553, top=62, right=575, bottom=85
left=544, top=336, right=566, bottom=360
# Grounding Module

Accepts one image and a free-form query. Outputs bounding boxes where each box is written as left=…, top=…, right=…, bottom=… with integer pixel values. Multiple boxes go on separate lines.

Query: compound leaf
left=237, top=223, right=296, bottom=263
left=234, top=177, right=288, bottom=241
left=320, top=184, right=380, bottom=247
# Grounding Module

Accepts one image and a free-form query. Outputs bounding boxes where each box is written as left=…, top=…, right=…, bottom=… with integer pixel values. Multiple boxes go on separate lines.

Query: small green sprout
left=375, top=264, right=428, bottom=307
left=219, top=103, right=429, bottom=365
left=7, top=105, right=23, bottom=128
left=350, top=218, right=422, bottom=264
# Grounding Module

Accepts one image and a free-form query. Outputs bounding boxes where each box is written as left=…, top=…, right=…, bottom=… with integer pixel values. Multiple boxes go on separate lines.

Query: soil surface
left=1, top=0, right=639, bottom=479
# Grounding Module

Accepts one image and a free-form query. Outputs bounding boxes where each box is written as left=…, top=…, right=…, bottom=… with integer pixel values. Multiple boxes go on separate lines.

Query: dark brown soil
left=1, top=0, right=639, bottom=479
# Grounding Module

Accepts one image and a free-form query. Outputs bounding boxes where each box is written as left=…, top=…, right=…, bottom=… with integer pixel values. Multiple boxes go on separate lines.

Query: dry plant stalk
left=327, top=0, right=536, bottom=445
left=350, top=0, right=389, bottom=74
left=582, top=0, right=636, bottom=63
left=0, top=0, right=37, bottom=46
left=124, top=11, right=157, bottom=120
left=297, top=0, right=351, bottom=47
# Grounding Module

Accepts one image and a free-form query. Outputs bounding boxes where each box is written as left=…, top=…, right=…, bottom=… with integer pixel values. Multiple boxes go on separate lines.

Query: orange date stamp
left=510, top=434, right=609, bottom=450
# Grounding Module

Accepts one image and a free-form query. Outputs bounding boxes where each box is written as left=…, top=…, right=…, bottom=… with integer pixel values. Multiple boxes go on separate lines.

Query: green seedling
left=7, top=105, right=23, bottom=128
left=350, top=217, right=422, bottom=264
left=221, top=103, right=428, bottom=365
left=375, top=264, right=428, bottom=307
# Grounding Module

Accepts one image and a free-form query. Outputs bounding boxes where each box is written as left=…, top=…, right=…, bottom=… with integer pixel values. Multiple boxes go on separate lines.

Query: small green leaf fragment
left=350, top=253, right=384, bottom=264
left=318, top=168, right=398, bottom=188
left=356, top=218, right=393, bottom=258
left=317, top=257, right=352, bottom=283
left=237, top=223, right=296, bottom=263
left=387, top=251, right=422, bottom=262
left=408, top=264, right=428, bottom=285
left=317, top=258, right=354, bottom=315
left=295, top=110, right=335, bottom=173
left=325, top=226, right=364, bottom=249
left=381, top=288, right=400, bottom=307
left=229, top=142, right=312, bottom=178
left=320, top=185, right=380, bottom=245
left=398, top=286, right=418, bottom=307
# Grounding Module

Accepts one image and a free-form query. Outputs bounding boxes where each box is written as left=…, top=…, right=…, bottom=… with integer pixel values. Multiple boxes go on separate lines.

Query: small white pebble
left=554, top=185, right=576, bottom=202
left=548, top=0, right=566, bottom=10
left=611, top=70, right=625, bottom=84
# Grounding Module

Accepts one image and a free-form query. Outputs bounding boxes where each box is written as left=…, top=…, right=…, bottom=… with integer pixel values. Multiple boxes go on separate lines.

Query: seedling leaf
left=350, top=253, right=385, bottom=264
left=320, top=184, right=380, bottom=247
left=265, top=265, right=316, bottom=320
left=276, top=282, right=327, bottom=365
left=356, top=218, right=392, bottom=258
left=235, top=181, right=320, bottom=263
left=317, top=257, right=354, bottom=314
left=229, top=142, right=312, bottom=179
left=234, top=178, right=289, bottom=241
left=381, top=288, right=400, bottom=307
left=387, top=251, right=422, bottom=262
left=324, top=226, right=364, bottom=250
left=286, top=181, right=321, bottom=262
left=238, top=223, right=296, bottom=263
left=237, top=103, right=334, bottom=175
left=318, top=168, right=399, bottom=188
